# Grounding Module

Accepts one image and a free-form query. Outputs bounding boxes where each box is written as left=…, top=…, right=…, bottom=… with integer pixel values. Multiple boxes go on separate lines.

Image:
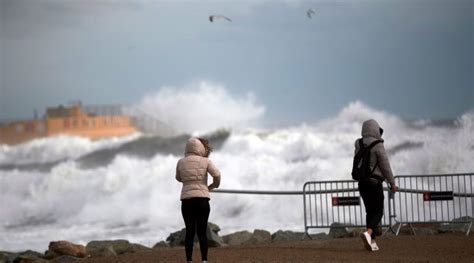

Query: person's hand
left=391, top=185, right=399, bottom=193
left=208, top=185, right=215, bottom=191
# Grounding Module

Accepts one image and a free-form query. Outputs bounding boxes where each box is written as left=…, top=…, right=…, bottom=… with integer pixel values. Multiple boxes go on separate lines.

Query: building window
left=15, top=124, right=24, bottom=133
left=26, top=122, right=34, bottom=132
left=36, top=123, right=45, bottom=133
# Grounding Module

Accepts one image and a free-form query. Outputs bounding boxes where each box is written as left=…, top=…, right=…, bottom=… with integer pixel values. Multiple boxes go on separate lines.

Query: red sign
left=332, top=196, right=360, bottom=206
left=423, top=191, right=453, bottom=201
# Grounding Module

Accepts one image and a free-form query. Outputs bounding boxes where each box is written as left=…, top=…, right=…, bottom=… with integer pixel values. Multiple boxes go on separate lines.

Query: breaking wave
left=133, top=81, right=265, bottom=134
left=0, top=101, right=472, bottom=252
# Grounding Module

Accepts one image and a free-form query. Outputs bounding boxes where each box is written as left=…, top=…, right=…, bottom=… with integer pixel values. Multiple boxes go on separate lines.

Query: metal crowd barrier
left=302, top=173, right=474, bottom=238
left=213, top=173, right=473, bottom=239
left=302, top=180, right=393, bottom=239
left=393, top=173, right=473, bottom=236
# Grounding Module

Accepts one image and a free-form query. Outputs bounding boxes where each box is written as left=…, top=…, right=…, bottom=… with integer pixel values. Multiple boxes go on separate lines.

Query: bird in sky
left=306, top=8, right=316, bottom=18
left=209, top=15, right=232, bottom=23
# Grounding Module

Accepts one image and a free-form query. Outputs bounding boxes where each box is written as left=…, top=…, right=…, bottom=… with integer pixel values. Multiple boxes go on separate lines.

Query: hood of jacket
left=185, top=137, right=206, bottom=157
left=361, top=119, right=382, bottom=140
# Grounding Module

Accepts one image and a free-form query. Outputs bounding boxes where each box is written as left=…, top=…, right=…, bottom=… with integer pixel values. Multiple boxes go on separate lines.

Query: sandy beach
left=77, top=233, right=474, bottom=263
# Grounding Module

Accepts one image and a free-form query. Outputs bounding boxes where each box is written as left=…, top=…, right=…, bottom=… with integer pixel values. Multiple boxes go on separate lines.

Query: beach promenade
left=80, top=233, right=473, bottom=263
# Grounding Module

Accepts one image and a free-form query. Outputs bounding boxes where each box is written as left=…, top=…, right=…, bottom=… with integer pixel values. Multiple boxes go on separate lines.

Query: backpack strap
left=370, top=159, right=379, bottom=175
left=367, top=139, right=382, bottom=149
left=359, top=138, right=382, bottom=150
left=364, top=139, right=383, bottom=177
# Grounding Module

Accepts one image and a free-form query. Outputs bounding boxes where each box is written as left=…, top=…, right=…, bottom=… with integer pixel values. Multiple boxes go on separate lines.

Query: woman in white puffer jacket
left=176, top=137, right=221, bottom=263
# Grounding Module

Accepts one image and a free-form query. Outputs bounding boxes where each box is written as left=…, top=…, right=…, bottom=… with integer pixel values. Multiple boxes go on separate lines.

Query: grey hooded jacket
left=176, top=138, right=221, bottom=200
left=354, top=119, right=396, bottom=186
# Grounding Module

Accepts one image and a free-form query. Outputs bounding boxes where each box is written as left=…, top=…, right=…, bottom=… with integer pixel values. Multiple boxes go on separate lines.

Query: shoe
left=360, top=231, right=372, bottom=251
left=370, top=241, right=379, bottom=251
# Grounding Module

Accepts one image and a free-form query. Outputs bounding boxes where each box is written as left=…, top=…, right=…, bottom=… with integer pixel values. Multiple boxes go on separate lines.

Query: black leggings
left=359, top=180, right=384, bottom=240
left=181, top=198, right=210, bottom=261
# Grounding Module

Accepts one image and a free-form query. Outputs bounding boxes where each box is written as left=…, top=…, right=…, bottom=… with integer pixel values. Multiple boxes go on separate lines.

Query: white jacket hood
left=185, top=137, right=206, bottom=157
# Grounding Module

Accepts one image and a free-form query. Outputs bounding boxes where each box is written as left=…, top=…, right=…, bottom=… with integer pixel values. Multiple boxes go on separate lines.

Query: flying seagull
left=209, top=15, right=232, bottom=23
left=306, top=8, right=316, bottom=18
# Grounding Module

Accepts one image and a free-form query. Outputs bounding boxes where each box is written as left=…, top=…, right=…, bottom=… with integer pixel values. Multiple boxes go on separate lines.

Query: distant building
left=0, top=104, right=137, bottom=145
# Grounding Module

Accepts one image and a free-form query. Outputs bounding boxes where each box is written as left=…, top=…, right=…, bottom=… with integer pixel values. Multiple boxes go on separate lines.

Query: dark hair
left=198, top=137, right=213, bottom=157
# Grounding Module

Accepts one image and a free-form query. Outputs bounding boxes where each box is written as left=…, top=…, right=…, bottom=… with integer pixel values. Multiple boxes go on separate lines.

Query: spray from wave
left=0, top=95, right=472, bottom=252
left=133, top=81, right=265, bottom=134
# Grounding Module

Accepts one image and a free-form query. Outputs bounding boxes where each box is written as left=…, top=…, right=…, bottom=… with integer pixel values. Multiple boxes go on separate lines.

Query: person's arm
left=175, top=161, right=182, bottom=182
left=207, top=160, right=221, bottom=191
left=375, top=144, right=398, bottom=192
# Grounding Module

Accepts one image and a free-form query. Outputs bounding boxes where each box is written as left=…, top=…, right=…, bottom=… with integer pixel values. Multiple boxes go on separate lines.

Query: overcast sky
left=0, top=0, right=472, bottom=126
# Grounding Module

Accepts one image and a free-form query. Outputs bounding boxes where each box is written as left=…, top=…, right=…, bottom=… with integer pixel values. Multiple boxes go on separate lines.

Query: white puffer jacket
left=176, top=138, right=221, bottom=200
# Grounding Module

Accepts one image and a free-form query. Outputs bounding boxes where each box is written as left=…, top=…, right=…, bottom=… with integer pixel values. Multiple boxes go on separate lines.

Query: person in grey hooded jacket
left=176, top=137, right=221, bottom=263
left=356, top=119, right=398, bottom=251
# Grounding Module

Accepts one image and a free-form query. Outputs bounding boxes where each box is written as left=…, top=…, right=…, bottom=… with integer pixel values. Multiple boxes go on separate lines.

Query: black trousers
left=358, top=180, right=384, bottom=240
left=181, top=197, right=210, bottom=261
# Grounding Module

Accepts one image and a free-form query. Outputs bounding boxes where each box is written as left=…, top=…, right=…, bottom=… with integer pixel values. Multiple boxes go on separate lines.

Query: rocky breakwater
left=1, top=216, right=472, bottom=262
left=0, top=239, right=152, bottom=263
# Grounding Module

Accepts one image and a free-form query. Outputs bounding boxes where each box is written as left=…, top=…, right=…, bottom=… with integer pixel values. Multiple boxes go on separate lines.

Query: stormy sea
left=1, top=101, right=473, bottom=252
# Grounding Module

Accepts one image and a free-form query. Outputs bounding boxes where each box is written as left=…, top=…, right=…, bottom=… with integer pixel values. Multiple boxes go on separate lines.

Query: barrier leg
left=385, top=189, right=397, bottom=235
left=466, top=222, right=472, bottom=236
left=302, top=229, right=312, bottom=240
left=395, top=223, right=402, bottom=236
left=383, top=225, right=396, bottom=235
left=409, top=223, right=417, bottom=235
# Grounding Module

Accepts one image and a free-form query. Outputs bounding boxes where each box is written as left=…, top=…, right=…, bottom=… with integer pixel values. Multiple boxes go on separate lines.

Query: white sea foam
left=133, top=81, right=265, bottom=134
left=0, top=101, right=473, bottom=252
left=0, top=134, right=140, bottom=165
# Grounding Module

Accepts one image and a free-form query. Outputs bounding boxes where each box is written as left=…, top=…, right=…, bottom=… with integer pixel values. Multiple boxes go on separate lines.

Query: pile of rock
left=326, top=216, right=474, bottom=238
left=1, top=216, right=471, bottom=262
left=0, top=239, right=152, bottom=263
left=164, top=222, right=309, bottom=248
left=165, top=222, right=225, bottom=247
